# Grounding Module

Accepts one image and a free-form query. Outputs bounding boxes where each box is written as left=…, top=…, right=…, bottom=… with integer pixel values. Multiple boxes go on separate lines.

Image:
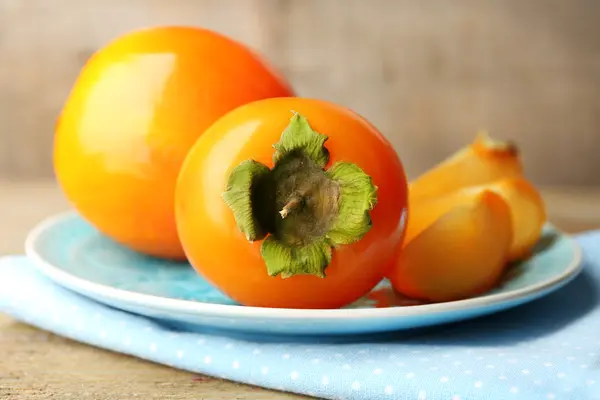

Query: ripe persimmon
left=405, top=177, right=546, bottom=261
left=53, top=26, right=294, bottom=260
left=409, top=132, right=524, bottom=204
left=175, top=97, right=409, bottom=309
left=390, top=190, right=513, bottom=303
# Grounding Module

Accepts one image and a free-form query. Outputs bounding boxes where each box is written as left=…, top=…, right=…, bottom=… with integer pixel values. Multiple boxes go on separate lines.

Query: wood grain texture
left=0, top=318, right=306, bottom=400
left=1, top=0, right=600, bottom=184
left=2, top=180, right=600, bottom=399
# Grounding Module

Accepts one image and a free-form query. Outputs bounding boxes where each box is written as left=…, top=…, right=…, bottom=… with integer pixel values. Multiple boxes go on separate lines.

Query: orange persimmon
left=54, top=26, right=294, bottom=260
left=405, top=177, right=546, bottom=261
left=390, top=190, right=513, bottom=303
left=409, top=131, right=524, bottom=204
left=175, top=97, right=409, bottom=309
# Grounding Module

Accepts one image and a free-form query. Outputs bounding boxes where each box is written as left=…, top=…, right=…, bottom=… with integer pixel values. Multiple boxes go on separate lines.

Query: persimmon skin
left=54, top=26, right=294, bottom=260
left=175, top=97, right=409, bottom=309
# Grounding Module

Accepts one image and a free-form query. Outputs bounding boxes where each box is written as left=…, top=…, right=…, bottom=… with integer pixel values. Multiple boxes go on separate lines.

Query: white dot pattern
left=1, top=231, right=600, bottom=400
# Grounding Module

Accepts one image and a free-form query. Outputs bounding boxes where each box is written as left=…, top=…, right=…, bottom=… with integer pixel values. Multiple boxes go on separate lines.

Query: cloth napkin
left=1, top=233, right=600, bottom=400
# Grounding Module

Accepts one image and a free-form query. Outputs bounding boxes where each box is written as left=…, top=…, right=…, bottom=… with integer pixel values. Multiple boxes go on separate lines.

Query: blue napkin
left=1, top=232, right=600, bottom=400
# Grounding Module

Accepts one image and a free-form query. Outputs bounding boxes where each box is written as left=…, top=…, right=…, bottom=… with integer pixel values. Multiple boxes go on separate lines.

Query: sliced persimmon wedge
left=390, top=190, right=513, bottom=303
left=405, top=176, right=546, bottom=261
left=409, top=131, right=524, bottom=204
left=467, top=178, right=546, bottom=260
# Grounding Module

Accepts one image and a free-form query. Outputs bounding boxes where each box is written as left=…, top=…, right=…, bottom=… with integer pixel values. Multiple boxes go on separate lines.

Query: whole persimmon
left=175, top=97, right=409, bottom=309
left=54, top=26, right=294, bottom=260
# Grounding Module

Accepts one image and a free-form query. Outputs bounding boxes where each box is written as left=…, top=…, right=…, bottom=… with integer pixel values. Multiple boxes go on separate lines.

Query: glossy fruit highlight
left=54, top=26, right=294, bottom=260
left=175, top=97, right=409, bottom=309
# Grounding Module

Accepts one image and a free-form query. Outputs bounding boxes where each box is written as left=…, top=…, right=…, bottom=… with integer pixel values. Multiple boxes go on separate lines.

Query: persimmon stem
left=280, top=186, right=312, bottom=219
left=279, top=196, right=303, bottom=219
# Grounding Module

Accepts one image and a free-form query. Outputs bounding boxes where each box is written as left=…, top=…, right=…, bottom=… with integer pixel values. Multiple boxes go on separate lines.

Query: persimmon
left=175, top=97, right=409, bottom=309
left=389, top=190, right=512, bottom=303
left=465, top=177, right=546, bottom=260
left=486, top=177, right=548, bottom=261
left=409, top=131, right=524, bottom=204
left=404, top=177, right=546, bottom=261
left=53, top=26, right=294, bottom=260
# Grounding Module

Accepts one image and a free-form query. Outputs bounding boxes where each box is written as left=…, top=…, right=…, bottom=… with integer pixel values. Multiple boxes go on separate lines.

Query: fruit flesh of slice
left=467, top=178, right=545, bottom=260
left=409, top=132, right=524, bottom=203
left=390, top=190, right=513, bottom=303
left=405, top=177, right=546, bottom=261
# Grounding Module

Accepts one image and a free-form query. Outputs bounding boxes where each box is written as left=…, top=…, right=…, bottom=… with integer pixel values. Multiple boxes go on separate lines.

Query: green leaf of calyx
left=260, top=236, right=332, bottom=279
left=273, top=112, right=329, bottom=168
left=222, top=160, right=271, bottom=242
left=325, top=162, right=378, bottom=245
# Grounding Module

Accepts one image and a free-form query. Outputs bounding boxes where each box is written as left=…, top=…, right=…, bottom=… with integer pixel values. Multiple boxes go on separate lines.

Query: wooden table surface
left=2, top=180, right=600, bottom=399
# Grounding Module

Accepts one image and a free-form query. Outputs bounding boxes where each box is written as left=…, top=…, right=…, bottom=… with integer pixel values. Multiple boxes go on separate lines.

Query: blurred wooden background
left=1, top=0, right=599, bottom=185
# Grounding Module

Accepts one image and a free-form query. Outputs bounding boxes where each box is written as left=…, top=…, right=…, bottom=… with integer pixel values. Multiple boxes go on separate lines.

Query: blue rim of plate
left=24, top=211, right=583, bottom=320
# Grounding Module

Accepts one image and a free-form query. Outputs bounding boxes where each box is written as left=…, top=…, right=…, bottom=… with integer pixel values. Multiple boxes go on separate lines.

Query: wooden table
left=2, top=180, right=600, bottom=399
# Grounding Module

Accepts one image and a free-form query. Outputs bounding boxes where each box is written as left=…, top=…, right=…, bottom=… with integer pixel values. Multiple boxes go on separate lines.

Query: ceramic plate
left=25, top=212, right=582, bottom=336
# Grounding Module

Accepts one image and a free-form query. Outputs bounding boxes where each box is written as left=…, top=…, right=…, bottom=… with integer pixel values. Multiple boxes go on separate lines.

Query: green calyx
left=222, top=112, right=378, bottom=279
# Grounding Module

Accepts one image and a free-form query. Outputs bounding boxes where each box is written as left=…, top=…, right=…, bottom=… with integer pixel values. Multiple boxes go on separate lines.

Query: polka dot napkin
left=2, top=232, right=600, bottom=400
